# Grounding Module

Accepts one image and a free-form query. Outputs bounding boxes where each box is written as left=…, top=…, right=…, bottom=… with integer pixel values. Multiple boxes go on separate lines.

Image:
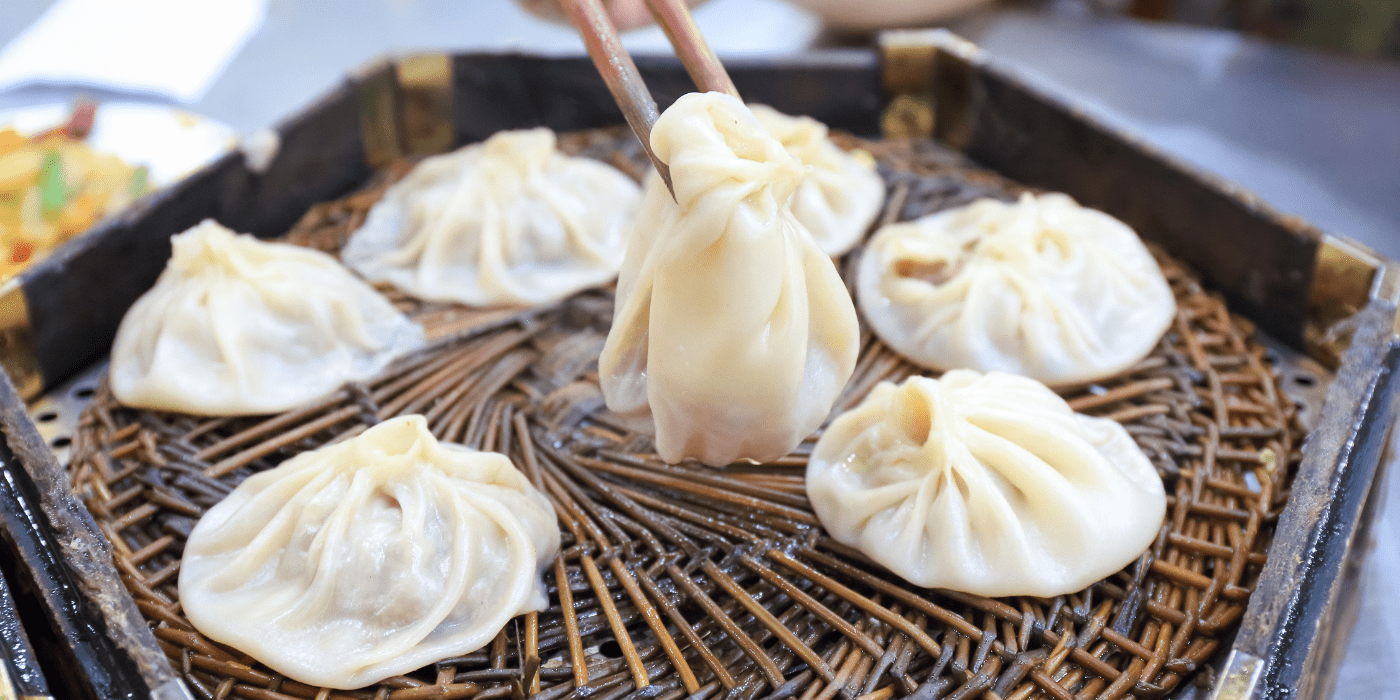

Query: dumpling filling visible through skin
left=343, top=128, right=642, bottom=307
left=178, top=415, right=561, bottom=689
left=806, top=370, right=1166, bottom=598
left=598, top=92, right=860, bottom=467
left=857, top=193, right=1176, bottom=386
left=109, top=219, right=425, bottom=416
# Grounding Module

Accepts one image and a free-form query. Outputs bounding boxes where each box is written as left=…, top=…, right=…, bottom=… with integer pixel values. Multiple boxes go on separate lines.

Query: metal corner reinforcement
left=1210, top=650, right=1264, bottom=700
left=396, top=53, right=455, bottom=157
left=357, top=53, right=456, bottom=169
left=355, top=57, right=404, bottom=169
left=877, top=31, right=939, bottom=140
left=877, top=30, right=980, bottom=147
left=0, top=280, right=41, bottom=402
left=1305, top=234, right=1392, bottom=367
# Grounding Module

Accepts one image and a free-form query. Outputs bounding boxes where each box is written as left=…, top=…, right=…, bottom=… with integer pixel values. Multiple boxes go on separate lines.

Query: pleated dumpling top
left=343, top=128, right=642, bottom=307
left=807, top=371, right=1166, bottom=597
left=749, top=104, right=884, bottom=256
left=110, top=219, right=424, bottom=415
left=179, top=415, right=561, bottom=689
left=857, top=193, right=1176, bottom=386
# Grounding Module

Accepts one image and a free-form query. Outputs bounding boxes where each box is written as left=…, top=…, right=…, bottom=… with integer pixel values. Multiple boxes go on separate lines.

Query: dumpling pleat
left=180, top=416, right=560, bottom=689
left=809, top=372, right=1166, bottom=597
left=857, top=193, right=1175, bottom=385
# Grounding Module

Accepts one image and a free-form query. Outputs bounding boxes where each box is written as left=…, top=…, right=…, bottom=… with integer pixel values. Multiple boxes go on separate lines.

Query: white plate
left=0, top=102, right=238, bottom=187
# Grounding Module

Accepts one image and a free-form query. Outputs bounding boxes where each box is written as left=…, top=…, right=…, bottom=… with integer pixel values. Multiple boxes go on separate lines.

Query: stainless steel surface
left=0, top=0, right=819, bottom=135
left=27, top=360, right=105, bottom=467
left=953, top=9, right=1400, bottom=261
left=1269, top=334, right=1333, bottom=432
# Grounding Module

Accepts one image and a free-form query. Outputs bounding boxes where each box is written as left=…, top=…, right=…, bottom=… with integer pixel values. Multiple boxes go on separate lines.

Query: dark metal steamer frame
left=0, top=30, right=1390, bottom=700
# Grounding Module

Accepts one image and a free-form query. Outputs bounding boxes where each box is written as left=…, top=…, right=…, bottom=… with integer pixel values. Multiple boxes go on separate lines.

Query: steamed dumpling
left=179, top=415, right=561, bottom=689
left=807, top=371, right=1166, bottom=597
left=599, top=92, right=860, bottom=467
left=750, top=104, right=884, bottom=256
left=110, top=220, right=424, bottom=415
left=342, top=128, right=642, bottom=306
left=857, top=193, right=1176, bottom=386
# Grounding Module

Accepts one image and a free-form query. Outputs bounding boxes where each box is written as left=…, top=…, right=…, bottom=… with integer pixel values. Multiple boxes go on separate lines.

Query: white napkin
left=0, top=0, right=268, bottom=103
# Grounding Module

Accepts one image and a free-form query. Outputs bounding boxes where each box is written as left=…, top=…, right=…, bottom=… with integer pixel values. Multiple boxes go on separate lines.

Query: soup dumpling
left=110, top=220, right=424, bottom=415
left=750, top=104, right=884, bottom=256
left=807, top=370, right=1166, bottom=597
left=599, top=92, right=860, bottom=466
left=857, top=193, right=1176, bottom=386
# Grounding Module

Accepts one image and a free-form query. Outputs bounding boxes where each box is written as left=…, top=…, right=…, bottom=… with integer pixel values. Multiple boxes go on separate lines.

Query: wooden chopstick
left=643, top=0, right=738, bottom=97
left=559, top=0, right=674, bottom=195
left=561, top=0, right=741, bottom=197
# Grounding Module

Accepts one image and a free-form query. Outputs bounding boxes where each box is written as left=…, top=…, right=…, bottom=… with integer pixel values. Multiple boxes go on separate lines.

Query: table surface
left=0, top=1, right=1397, bottom=698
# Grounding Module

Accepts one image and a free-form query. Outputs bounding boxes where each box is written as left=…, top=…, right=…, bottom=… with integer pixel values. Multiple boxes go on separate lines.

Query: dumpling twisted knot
left=600, top=92, right=860, bottom=466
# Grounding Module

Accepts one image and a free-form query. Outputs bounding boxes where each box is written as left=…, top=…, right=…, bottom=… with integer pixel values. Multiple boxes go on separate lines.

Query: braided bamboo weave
left=68, top=130, right=1303, bottom=700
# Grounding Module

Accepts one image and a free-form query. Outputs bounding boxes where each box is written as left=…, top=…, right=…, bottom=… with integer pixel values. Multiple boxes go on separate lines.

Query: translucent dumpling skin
left=343, top=128, right=642, bottom=307
left=599, top=92, right=860, bottom=466
left=179, top=415, right=561, bottom=689
left=110, top=220, right=424, bottom=415
left=749, top=104, right=884, bottom=257
left=807, top=371, right=1166, bottom=597
left=857, top=193, right=1176, bottom=386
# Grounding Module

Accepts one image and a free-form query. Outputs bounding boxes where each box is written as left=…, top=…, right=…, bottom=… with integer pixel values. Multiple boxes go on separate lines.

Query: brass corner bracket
left=1208, top=650, right=1263, bottom=700
left=877, top=31, right=940, bottom=141
left=356, top=52, right=455, bottom=169
left=876, top=30, right=981, bottom=146
left=1305, top=235, right=1391, bottom=368
left=0, top=279, right=42, bottom=401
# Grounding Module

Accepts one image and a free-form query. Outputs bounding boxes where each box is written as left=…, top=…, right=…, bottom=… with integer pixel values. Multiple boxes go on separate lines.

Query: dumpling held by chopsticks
left=600, top=92, right=860, bottom=467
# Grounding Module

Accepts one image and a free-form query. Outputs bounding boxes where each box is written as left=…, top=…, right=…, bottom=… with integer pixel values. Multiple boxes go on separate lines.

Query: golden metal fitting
left=0, top=280, right=41, bottom=401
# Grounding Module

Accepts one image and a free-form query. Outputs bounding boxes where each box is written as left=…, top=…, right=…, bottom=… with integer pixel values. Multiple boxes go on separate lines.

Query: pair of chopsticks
left=558, top=0, right=738, bottom=196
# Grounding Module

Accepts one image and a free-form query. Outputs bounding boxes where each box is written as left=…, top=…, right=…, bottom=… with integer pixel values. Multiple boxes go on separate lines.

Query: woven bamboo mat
left=68, top=129, right=1303, bottom=700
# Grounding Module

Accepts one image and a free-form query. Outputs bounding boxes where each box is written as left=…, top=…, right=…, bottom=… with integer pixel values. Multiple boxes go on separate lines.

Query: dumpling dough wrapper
left=179, top=415, right=562, bottom=689
left=750, top=104, right=884, bottom=257
left=343, top=128, right=642, bottom=307
left=857, top=193, right=1176, bottom=386
left=600, top=92, right=860, bottom=466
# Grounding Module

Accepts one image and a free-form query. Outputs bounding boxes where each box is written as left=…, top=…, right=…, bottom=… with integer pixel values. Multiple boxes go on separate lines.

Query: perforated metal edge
left=27, top=359, right=107, bottom=467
